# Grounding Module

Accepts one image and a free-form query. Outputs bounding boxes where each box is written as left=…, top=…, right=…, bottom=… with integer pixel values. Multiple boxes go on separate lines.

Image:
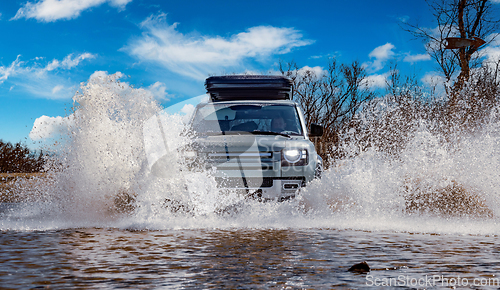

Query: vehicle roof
left=205, top=75, right=292, bottom=86
left=196, top=99, right=298, bottom=107
left=205, top=75, right=293, bottom=102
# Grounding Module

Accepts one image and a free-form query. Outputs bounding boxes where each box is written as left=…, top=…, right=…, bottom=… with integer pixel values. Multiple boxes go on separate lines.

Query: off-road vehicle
left=187, top=75, right=323, bottom=201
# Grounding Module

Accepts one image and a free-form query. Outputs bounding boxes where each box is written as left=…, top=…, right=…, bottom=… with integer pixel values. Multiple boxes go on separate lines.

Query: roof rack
left=205, top=75, right=293, bottom=102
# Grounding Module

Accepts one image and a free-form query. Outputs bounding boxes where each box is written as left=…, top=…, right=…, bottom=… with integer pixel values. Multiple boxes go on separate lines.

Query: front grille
left=206, top=151, right=275, bottom=171
left=208, top=152, right=272, bottom=159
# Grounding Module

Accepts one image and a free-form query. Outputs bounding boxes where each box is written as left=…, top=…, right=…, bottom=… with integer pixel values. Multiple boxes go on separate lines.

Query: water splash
left=2, top=73, right=500, bottom=235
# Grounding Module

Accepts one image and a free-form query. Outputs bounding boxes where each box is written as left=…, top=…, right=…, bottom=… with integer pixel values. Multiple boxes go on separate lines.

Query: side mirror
left=309, top=123, right=324, bottom=137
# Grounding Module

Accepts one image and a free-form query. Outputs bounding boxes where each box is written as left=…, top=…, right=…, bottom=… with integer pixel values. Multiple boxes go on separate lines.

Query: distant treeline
left=0, top=140, right=45, bottom=173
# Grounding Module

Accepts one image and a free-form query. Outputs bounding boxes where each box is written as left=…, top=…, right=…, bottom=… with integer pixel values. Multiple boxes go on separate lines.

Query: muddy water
left=4, top=73, right=500, bottom=288
left=1, top=227, right=499, bottom=289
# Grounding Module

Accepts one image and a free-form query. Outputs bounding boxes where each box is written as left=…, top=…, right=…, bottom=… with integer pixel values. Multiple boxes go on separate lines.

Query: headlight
left=282, top=149, right=308, bottom=166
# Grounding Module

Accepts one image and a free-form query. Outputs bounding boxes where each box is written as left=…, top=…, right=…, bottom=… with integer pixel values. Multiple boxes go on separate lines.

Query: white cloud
left=180, top=103, right=195, bottom=115
left=482, top=47, right=500, bottom=74
left=61, top=52, right=96, bottom=68
left=108, top=0, right=132, bottom=9
left=362, top=72, right=391, bottom=90
left=297, top=65, right=327, bottom=78
left=12, top=0, right=132, bottom=22
left=124, top=13, right=313, bottom=80
left=421, top=71, right=446, bottom=87
left=29, top=114, right=75, bottom=140
left=180, top=103, right=195, bottom=123
left=480, top=33, right=500, bottom=71
left=147, top=81, right=171, bottom=101
left=0, top=53, right=95, bottom=99
left=44, top=59, right=60, bottom=72
left=51, top=84, right=64, bottom=94
left=403, top=53, right=431, bottom=63
left=369, top=43, right=396, bottom=60
left=0, top=55, right=22, bottom=84
left=364, top=43, right=396, bottom=72
left=420, top=71, right=448, bottom=95
left=44, top=53, right=96, bottom=72
left=89, top=70, right=122, bottom=80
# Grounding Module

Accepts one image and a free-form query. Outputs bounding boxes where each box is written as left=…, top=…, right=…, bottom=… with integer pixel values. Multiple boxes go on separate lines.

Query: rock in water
left=348, top=261, right=370, bottom=273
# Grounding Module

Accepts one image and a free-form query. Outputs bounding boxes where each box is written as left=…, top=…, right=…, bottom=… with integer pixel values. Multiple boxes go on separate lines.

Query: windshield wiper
left=250, top=130, right=290, bottom=138
left=199, top=131, right=291, bottom=138
left=199, top=131, right=255, bottom=136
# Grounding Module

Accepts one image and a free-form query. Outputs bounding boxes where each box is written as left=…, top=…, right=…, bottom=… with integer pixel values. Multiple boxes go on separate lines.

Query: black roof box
left=205, top=75, right=292, bottom=102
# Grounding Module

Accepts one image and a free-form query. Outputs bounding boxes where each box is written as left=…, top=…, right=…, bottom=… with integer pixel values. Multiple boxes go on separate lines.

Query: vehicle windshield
left=191, top=103, right=303, bottom=136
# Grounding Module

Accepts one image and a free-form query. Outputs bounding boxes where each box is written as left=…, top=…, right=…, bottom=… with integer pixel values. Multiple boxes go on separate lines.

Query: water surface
left=2, top=227, right=500, bottom=289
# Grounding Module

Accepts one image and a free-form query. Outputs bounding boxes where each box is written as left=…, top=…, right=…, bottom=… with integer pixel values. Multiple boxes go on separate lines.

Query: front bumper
left=215, top=176, right=305, bottom=201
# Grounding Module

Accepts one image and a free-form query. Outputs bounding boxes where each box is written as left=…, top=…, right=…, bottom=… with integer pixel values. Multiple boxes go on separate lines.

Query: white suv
left=187, top=75, right=323, bottom=201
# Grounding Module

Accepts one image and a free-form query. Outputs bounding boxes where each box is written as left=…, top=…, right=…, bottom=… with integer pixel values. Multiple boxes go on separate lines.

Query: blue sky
left=1, top=0, right=499, bottom=146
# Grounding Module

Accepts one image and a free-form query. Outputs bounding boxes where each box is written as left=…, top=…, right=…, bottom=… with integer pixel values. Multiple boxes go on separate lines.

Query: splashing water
left=3, top=73, right=500, bottom=235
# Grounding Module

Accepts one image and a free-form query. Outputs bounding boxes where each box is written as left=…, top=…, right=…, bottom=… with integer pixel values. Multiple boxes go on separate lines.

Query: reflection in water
left=1, top=228, right=500, bottom=288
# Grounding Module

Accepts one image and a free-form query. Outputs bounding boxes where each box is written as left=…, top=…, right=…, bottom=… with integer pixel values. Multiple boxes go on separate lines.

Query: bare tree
left=404, top=0, right=500, bottom=92
left=280, top=58, right=375, bottom=166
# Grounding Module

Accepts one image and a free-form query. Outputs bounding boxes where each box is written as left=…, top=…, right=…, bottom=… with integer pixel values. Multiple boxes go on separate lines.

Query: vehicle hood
left=192, top=134, right=306, bottom=153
